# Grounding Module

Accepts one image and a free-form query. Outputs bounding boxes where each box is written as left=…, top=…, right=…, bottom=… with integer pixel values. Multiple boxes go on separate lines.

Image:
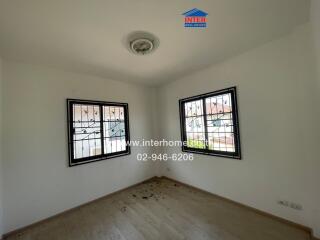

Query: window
left=67, top=99, right=130, bottom=166
left=179, top=87, right=241, bottom=159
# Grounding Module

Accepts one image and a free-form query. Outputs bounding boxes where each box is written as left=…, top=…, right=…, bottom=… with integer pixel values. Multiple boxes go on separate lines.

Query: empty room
left=0, top=0, right=319, bottom=239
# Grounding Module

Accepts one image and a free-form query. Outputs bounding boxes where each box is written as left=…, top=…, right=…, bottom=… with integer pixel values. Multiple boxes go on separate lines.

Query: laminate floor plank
left=5, top=178, right=311, bottom=240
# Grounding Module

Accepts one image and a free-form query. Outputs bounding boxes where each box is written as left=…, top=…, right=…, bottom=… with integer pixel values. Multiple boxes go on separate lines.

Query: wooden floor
left=6, top=178, right=311, bottom=240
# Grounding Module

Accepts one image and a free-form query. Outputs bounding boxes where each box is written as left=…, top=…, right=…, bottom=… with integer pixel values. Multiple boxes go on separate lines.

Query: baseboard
left=3, top=176, right=157, bottom=239
left=160, top=176, right=314, bottom=239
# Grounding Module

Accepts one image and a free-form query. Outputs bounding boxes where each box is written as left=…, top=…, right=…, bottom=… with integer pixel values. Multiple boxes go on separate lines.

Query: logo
left=182, top=8, right=208, bottom=28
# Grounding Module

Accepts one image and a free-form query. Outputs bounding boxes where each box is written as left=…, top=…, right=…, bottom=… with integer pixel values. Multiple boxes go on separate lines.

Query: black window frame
left=179, top=87, right=241, bottom=159
left=67, top=99, right=130, bottom=167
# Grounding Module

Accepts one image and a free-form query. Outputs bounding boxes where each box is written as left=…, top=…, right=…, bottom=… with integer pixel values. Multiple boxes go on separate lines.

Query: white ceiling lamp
left=126, top=31, right=159, bottom=55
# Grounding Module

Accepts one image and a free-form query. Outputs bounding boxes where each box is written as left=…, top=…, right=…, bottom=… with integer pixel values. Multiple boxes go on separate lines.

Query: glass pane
left=186, top=132, right=206, bottom=149
left=73, top=104, right=101, bottom=159
left=103, top=106, right=127, bottom=154
left=206, top=93, right=235, bottom=153
left=185, top=115, right=206, bottom=149
left=206, top=93, right=232, bottom=115
left=208, top=132, right=235, bottom=152
left=184, top=100, right=203, bottom=117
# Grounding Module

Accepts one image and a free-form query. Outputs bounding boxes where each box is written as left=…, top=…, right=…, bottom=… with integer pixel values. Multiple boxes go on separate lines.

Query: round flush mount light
left=126, top=31, right=159, bottom=55
left=131, top=38, right=154, bottom=55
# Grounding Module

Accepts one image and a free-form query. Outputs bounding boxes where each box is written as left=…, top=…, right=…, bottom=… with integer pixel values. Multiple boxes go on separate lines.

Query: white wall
left=158, top=23, right=320, bottom=237
left=1, top=60, right=156, bottom=233
left=310, top=0, right=320, bottom=237
left=0, top=57, right=4, bottom=237
left=311, top=0, right=320, bottom=90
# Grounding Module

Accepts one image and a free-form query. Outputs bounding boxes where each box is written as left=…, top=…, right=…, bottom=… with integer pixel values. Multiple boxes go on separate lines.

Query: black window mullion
left=230, top=92, right=240, bottom=157
left=68, top=102, right=75, bottom=164
left=124, top=105, right=130, bottom=152
left=179, top=100, right=187, bottom=147
left=99, top=104, right=105, bottom=156
left=202, top=98, right=209, bottom=150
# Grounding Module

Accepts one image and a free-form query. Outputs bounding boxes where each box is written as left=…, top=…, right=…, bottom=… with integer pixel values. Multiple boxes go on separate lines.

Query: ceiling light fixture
left=126, top=31, right=159, bottom=55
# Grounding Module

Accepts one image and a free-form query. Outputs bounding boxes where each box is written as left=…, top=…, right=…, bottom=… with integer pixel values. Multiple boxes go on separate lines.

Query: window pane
left=103, top=106, right=126, bottom=154
left=185, top=99, right=203, bottom=117
left=206, top=93, right=235, bottom=153
left=73, top=104, right=101, bottom=159
left=186, top=132, right=206, bottom=149
left=206, top=93, right=232, bottom=115
left=180, top=88, right=240, bottom=159
left=184, top=99, right=206, bottom=149
left=68, top=100, right=130, bottom=166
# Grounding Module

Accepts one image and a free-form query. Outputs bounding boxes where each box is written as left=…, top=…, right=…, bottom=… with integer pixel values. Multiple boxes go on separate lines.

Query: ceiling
left=0, top=0, right=310, bottom=86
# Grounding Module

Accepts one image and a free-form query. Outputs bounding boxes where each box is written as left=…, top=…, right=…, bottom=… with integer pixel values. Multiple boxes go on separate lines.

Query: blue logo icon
left=182, top=8, right=208, bottom=28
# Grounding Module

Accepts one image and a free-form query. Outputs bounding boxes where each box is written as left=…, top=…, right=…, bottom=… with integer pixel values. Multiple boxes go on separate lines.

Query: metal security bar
left=67, top=99, right=130, bottom=167
left=179, top=87, right=241, bottom=159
